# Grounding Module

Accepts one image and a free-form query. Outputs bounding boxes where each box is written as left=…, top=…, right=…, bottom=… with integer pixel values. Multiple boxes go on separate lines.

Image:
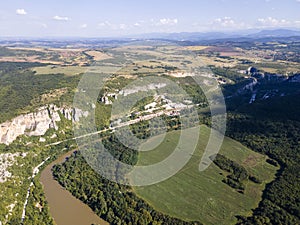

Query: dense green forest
left=0, top=45, right=299, bottom=224
left=205, top=66, right=300, bottom=224
left=0, top=62, right=80, bottom=122
left=52, top=151, right=202, bottom=225
left=225, top=94, right=300, bottom=225
left=212, top=154, right=262, bottom=193
left=52, top=114, right=203, bottom=225
left=52, top=68, right=300, bottom=225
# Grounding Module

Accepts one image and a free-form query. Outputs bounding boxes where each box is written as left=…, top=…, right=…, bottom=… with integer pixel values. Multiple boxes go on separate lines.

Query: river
left=40, top=150, right=108, bottom=225
left=39, top=108, right=179, bottom=225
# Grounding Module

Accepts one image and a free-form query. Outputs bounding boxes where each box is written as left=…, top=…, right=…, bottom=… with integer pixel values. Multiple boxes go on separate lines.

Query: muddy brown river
left=40, top=150, right=108, bottom=225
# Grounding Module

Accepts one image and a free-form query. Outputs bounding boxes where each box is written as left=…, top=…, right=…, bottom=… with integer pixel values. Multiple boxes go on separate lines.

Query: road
left=21, top=106, right=191, bottom=223
left=21, top=157, right=51, bottom=222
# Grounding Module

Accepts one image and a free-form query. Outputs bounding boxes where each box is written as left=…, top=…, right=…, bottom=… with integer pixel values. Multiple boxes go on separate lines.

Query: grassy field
left=33, top=65, right=87, bottom=76
left=85, top=50, right=112, bottom=61
left=134, top=126, right=278, bottom=225
left=185, top=46, right=210, bottom=51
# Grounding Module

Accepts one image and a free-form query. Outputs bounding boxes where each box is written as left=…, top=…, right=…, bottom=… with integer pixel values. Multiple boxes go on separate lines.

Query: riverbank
left=40, top=150, right=108, bottom=225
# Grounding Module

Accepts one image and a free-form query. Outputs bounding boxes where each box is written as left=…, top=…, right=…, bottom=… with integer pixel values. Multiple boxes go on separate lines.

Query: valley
left=0, top=34, right=299, bottom=225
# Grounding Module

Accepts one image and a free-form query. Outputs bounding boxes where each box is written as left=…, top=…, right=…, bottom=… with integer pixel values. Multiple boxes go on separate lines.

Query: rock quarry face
left=0, top=104, right=88, bottom=145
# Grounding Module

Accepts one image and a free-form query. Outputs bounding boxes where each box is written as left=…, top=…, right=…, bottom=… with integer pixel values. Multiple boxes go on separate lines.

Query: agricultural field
left=84, top=50, right=112, bottom=61
left=0, top=47, right=91, bottom=66
left=33, top=65, right=87, bottom=76
left=188, top=44, right=300, bottom=74
left=134, top=126, right=278, bottom=225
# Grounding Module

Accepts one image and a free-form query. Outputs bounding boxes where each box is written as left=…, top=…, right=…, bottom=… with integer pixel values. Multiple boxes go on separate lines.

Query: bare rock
left=0, top=104, right=88, bottom=145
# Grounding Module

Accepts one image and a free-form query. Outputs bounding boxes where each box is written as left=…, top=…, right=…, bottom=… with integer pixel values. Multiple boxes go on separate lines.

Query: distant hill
left=247, top=29, right=300, bottom=38
left=1, top=29, right=300, bottom=47
left=129, top=29, right=300, bottom=41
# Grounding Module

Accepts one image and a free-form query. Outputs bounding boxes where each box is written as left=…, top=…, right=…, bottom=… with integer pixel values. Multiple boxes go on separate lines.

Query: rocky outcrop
left=99, top=96, right=113, bottom=105
left=0, top=104, right=88, bottom=145
left=119, top=83, right=167, bottom=96
left=0, top=152, right=27, bottom=183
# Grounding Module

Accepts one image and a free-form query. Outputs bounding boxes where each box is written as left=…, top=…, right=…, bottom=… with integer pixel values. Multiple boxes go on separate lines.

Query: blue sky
left=0, top=0, right=299, bottom=37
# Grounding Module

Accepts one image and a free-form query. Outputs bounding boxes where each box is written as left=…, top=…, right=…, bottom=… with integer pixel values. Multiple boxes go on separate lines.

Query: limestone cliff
left=0, top=104, right=88, bottom=145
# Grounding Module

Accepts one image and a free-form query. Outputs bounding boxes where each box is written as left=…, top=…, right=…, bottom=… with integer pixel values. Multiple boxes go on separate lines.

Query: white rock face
left=0, top=153, right=26, bottom=183
left=50, top=133, right=57, bottom=139
left=72, top=108, right=89, bottom=122
left=0, top=104, right=88, bottom=145
left=119, top=83, right=167, bottom=96
left=39, top=137, right=46, bottom=143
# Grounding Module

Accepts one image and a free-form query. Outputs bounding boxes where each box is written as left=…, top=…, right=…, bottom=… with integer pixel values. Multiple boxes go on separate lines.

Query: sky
left=0, top=0, right=299, bottom=37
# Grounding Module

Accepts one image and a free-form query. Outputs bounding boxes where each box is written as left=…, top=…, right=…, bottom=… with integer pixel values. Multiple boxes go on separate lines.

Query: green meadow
left=134, top=126, right=278, bottom=225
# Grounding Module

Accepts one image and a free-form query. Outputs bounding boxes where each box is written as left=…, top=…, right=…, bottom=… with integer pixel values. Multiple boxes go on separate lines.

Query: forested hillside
left=226, top=94, right=300, bottom=224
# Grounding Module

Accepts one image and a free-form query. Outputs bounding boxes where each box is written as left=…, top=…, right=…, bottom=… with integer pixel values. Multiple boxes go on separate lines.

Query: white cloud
left=157, top=18, right=178, bottom=26
left=16, top=9, right=27, bottom=15
left=80, top=24, right=87, bottom=29
left=98, top=21, right=127, bottom=30
left=296, top=0, right=300, bottom=2
left=119, top=24, right=127, bottom=30
left=53, top=15, right=70, bottom=21
left=257, top=17, right=290, bottom=27
left=98, top=21, right=111, bottom=27
left=98, top=21, right=121, bottom=30
left=213, top=17, right=235, bottom=27
left=208, top=17, right=250, bottom=30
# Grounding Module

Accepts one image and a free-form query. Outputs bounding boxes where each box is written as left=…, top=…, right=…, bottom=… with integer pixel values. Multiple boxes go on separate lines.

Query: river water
left=40, top=150, right=108, bottom=225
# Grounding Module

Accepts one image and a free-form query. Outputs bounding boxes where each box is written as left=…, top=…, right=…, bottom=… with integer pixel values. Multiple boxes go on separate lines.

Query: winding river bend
left=40, top=150, right=108, bottom=225
left=39, top=109, right=176, bottom=225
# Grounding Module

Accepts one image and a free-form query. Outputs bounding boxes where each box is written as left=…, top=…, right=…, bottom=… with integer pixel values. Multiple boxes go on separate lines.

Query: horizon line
left=0, top=27, right=300, bottom=40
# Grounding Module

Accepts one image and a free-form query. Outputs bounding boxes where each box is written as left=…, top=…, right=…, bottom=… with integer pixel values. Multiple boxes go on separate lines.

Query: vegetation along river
left=40, top=150, right=108, bottom=225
